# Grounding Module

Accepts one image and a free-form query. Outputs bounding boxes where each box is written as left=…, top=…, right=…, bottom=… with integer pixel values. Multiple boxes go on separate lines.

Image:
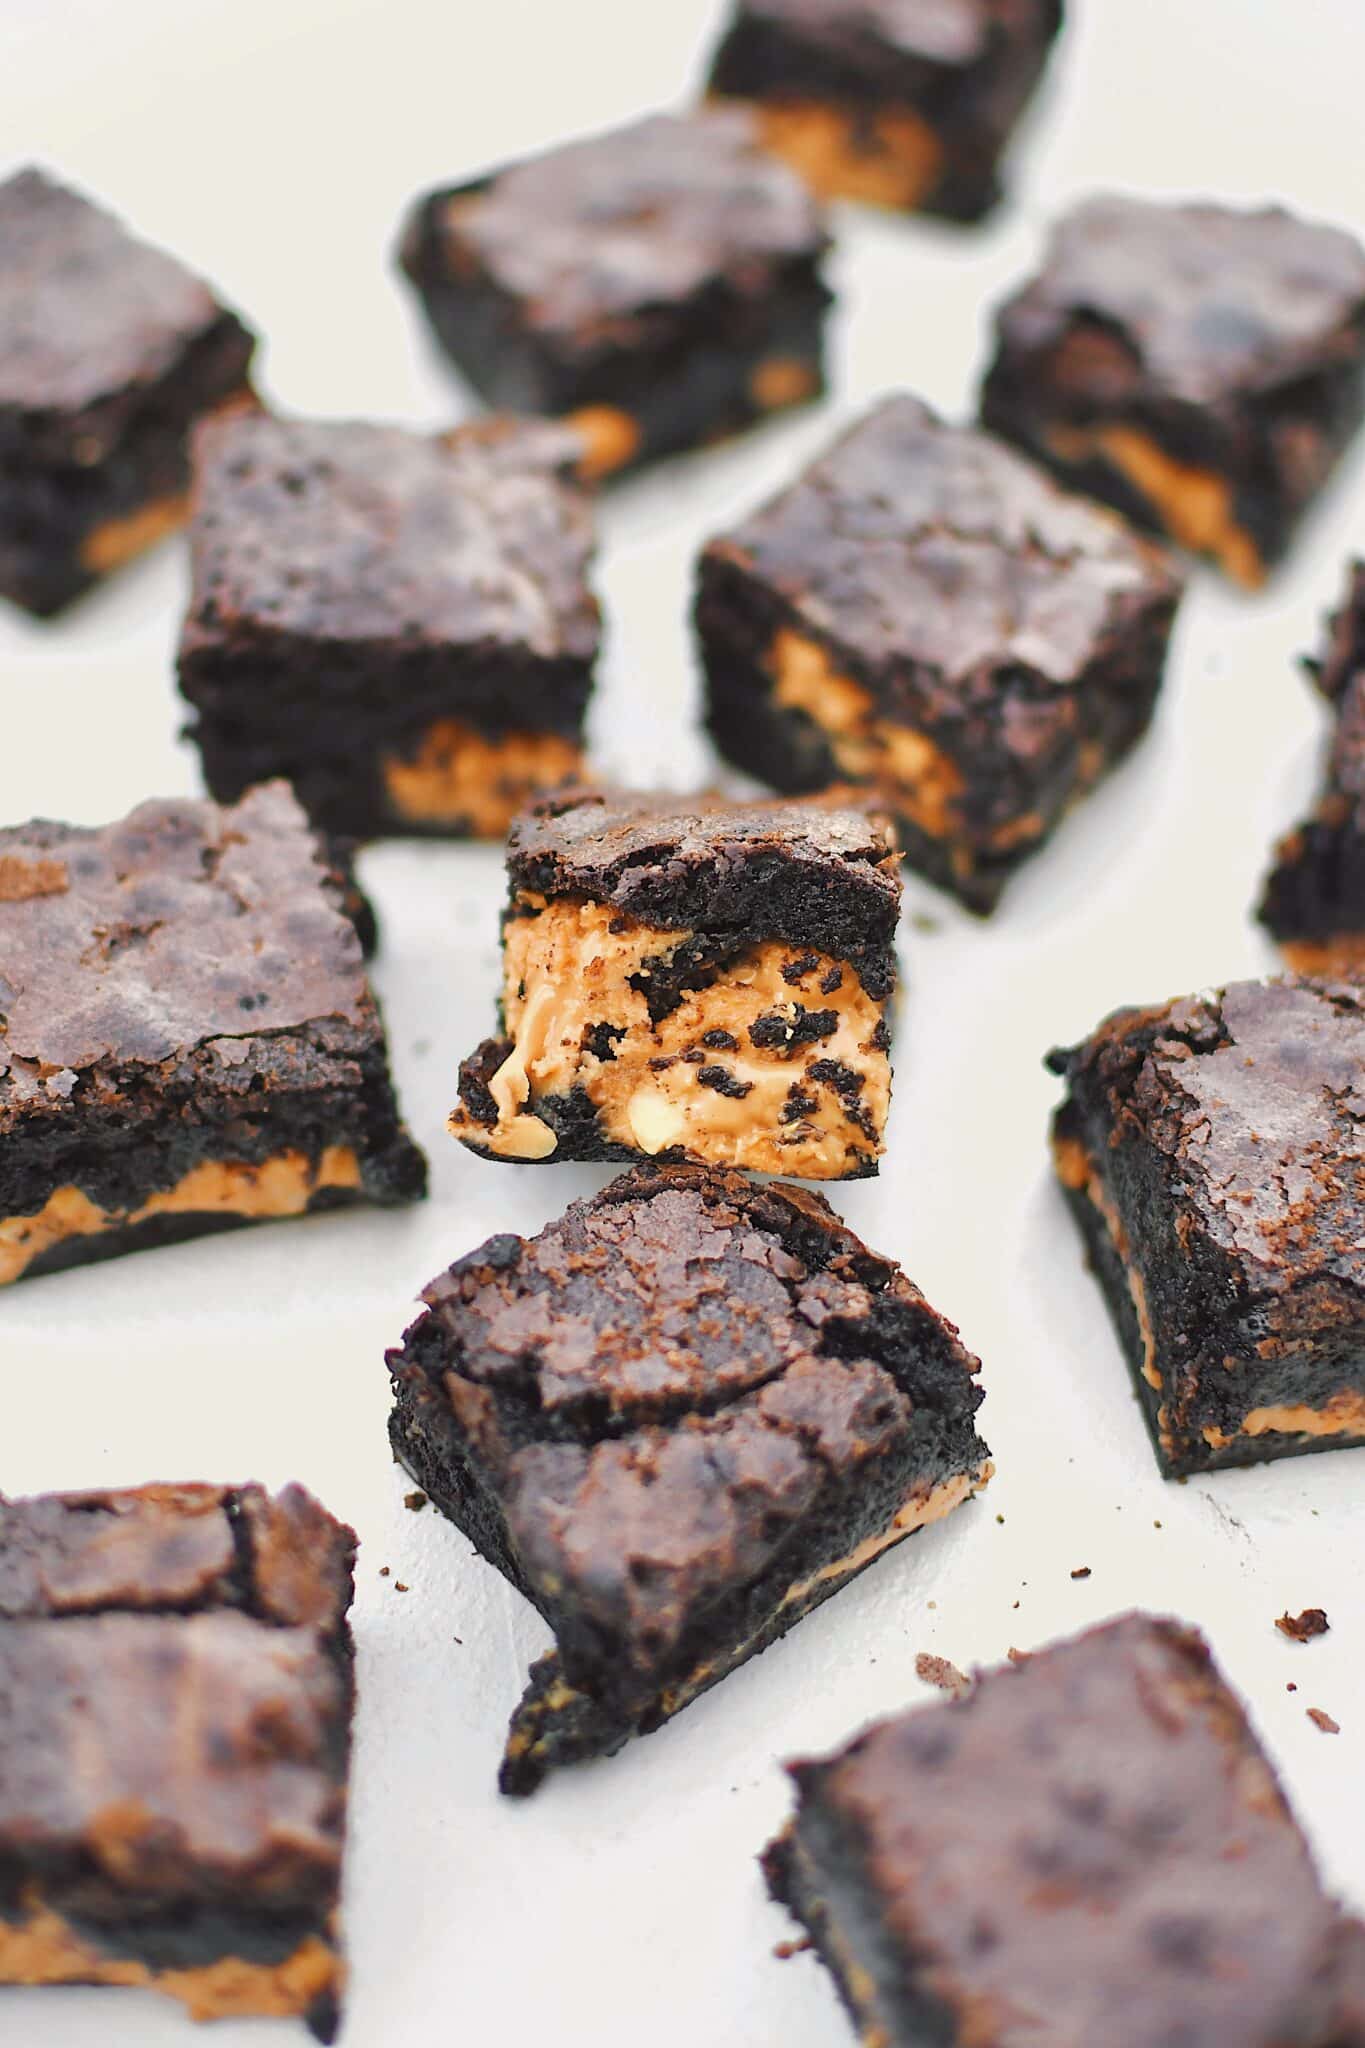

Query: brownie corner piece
left=765, top=1613, right=1365, bottom=2048
left=706, top=0, right=1065, bottom=223
left=176, top=409, right=600, bottom=839
left=981, top=194, right=1365, bottom=586
left=387, top=1162, right=990, bottom=1794
left=397, top=108, right=831, bottom=478
left=1048, top=976, right=1365, bottom=1476
left=0, top=778, right=426, bottom=1286
left=446, top=787, right=902, bottom=1178
left=0, top=1480, right=357, bottom=2039
left=0, top=163, right=256, bottom=617
left=696, top=394, right=1183, bottom=913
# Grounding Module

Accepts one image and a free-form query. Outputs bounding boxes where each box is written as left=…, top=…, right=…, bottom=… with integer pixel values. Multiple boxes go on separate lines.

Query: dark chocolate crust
left=387, top=1163, right=990, bottom=1793
left=1048, top=977, right=1365, bottom=1476
left=706, top=0, right=1064, bottom=222
left=697, top=396, right=1183, bottom=913
left=177, top=411, right=600, bottom=838
left=980, top=196, right=1365, bottom=579
left=398, top=110, right=831, bottom=474
left=0, top=781, right=425, bottom=1280
left=0, top=1482, right=356, bottom=2043
left=765, top=1614, right=1365, bottom=2048
left=0, top=166, right=256, bottom=616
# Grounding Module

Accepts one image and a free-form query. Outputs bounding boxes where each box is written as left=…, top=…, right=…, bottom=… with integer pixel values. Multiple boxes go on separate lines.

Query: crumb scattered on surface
left=1307, top=1708, right=1340, bottom=1735
left=916, top=1652, right=971, bottom=1698
left=1287, top=1682, right=1298, bottom=1693
left=453, top=1635, right=463, bottom=1645
left=379, top=1566, right=390, bottom=1578
left=1276, top=1608, right=1329, bottom=1643
left=1070, top=1566, right=1092, bottom=1580
left=1153, top=1520, right=1163, bottom=1529
left=404, top=1490, right=429, bottom=1512
left=1007, top=1647, right=1030, bottom=1665
left=774, top=1938, right=813, bottom=1960
left=995, top=1514, right=1005, bottom=1525
left=394, top=1581, right=410, bottom=1593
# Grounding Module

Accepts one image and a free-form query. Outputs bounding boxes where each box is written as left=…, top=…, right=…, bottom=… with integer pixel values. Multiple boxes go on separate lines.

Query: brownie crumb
left=774, top=1937, right=813, bottom=1960
left=696, top=1064, right=753, bottom=1099
left=915, top=1652, right=971, bottom=1698
left=1307, top=1707, right=1340, bottom=1734
left=379, top=1566, right=390, bottom=1578
left=1006, top=1647, right=1030, bottom=1665
left=1276, top=1608, right=1329, bottom=1643
left=404, top=1490, right=429, bottom=1513
left=1070, top=1566, right=1092, bottom=1580
left=394, top=1581, right=410, bottom=1593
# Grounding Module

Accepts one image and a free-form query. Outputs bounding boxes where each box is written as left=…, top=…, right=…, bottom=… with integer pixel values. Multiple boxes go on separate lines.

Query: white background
left=3, top=2, right=1364, bottom=2042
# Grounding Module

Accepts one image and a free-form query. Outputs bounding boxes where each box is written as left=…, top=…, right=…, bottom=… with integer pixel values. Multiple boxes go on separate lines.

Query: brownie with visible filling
left=765, top=1614, right=1365, bottom=2048
left=696, top=396, right=1183, bottom=913
left=1261, top=561, right=1365, bottom=973
left=0, top=166, right=256, bottom=617
left=176, top=411, right=600, bottom=839
left=447, top=788, right=901, bottom=1178
left=388, top=1162, right=991, bottom=1795
left=0, top=1482, right=356, bottom=2041
left=0, top=780, right=426, bottom=1287
left=397, top=109, right=831, bottom=480
left=980, top=195, right=1365, bottom=587
left=706, top=0, right=1064, bottom=223
left=1047, top=978, right=1365, bottom=1476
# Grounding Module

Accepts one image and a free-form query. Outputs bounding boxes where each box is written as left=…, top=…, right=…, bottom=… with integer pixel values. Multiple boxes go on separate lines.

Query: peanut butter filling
left=79, top=492, right=191, bottom=575
left=749, top=356, right=820, bottom=413
left=564, top=404, right=642, bottom=480
left=1280, top=936, right=1365, bottom=978
left=0, top=1145, right=362, bottom=1287
left=451, top=895, right=891, bottom=1177
left=1046, top=424, right=1265, bottom=588
left=1204, top=1389, right=1365, bottom=1449
left=1053, top=1135, right=1161, bottom=1393
left=382, top=720, right=583, bottom=835
left=717, top=98, right=942, bottom=213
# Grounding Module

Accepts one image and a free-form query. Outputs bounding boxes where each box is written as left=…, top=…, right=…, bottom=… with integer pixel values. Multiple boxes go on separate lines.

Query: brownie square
left=388, top=1162, right=991, bottom=1794
left=765, top=1614, right=1365, bottom=2048
left=0, top=1482, right=356, bottom=2041
left=696, top=396, right=1183, bottom=914
left=397, top=109, right=831, bottom=480
left=0, top=166, right=256, bottom=617
left=706, top=0, right=1064, bottom=223
left=1048, top=977, right=1365, bottom=1476
left=176, top=411, right=600, bottom=840
left=980, top=195, right=1365, bottom=586
left=1260, top=561, right=1365, bottom=973
left=0, top=780, right=426, bottom=1287
left=447, top=788, right=902, bottom=1179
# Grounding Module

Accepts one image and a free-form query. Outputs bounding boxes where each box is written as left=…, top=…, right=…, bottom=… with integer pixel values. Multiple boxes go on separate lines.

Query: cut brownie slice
left=1048, top=978, right=1365, bottom=1476
left=706, top=0, right=1064, bottom=223
left=388, top=1162, right=991, bottom=1795
left=765, top=1614, right=1365, bottom=2048
left=447, top=788, right=901, bottom=1179
left=697, top=396, right=1183, bottom=913
left=980, top=195, right=1365, bottom=586
left=0, top=1482, right=356, bottom=2041
left=398, top=109, right=831, bottom=480
left=177, top=411, right=600, bottom=839
left=0, top=780, right=426, bottom=1286
left=1260, top=561, right=1365, bottom=973
left=0, top=165, right=256, bottom=617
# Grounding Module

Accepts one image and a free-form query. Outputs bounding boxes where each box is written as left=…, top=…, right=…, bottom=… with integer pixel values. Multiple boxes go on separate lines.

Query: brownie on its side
left=0, top=1482, right=356, bottom=2041
left=447, top=789, right=901, bottom=1179
left=1261, top=561, right=1365, bottom=973
left=697, top=396, right=1183, bottom=914
left=765, top=1615, right=1365, bottom=2048
left=177, top=411, right=600, bottom=840
left=0, top=166, right=256, bottom=617
left=388, top=1162, right=991, bottom=1795
left=1048, top=978, right=1365, bottom=1477
left=706, top=0, right=1064, bottom=223
left=398, top=110, right=831, bottom=480
left=0, top=780, right=426, bottom=1287
left=980, top=196, right=1365, bottom=586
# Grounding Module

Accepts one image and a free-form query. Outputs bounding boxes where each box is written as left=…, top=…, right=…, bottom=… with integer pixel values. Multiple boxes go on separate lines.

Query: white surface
left=3, top=2, right=1364, bottom=2042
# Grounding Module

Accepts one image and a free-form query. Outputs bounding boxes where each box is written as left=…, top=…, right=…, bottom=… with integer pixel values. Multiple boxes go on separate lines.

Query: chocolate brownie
left=697, top=396, right=1183, bottom=913
left=0, top=1482, right=355, bottom=2040
left=0, top=780, right=426, bottom=1286
left=397, top=109, right=831, bottom=480
left=1261, top=561, right=1365, bottom=972
left=706, top=0, right=1064, bottom=222
left=388, top=1162, right=991, bottom=1795
left=176, top=411, right=600, bottom=839
left=980, top=195, right=1365, bottom=586
left=765, top=1614, right=1365, bottom=2048
left=446, top=788, right=902, bottom=1178
left=1048, top=977, right=1365, bottom=1476
left=0, top=165, right=255, bottom=617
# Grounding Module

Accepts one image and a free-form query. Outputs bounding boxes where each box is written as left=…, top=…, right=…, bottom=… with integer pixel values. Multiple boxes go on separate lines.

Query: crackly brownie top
left=993, top=195, right=1365, bottom=408
left=732, top=0, right=1056, bottom=67
left=0, top=781, right=374, bottom=1107
left=182, top=410, right=600, bottom=658
left=790, top=1615, right=1361, bottom=2048
left=429, top=110, right=827, bottom=340
left=707, top=395, right=1180, bottom=684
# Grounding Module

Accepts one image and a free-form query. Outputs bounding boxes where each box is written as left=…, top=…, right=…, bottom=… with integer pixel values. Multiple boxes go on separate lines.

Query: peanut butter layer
left=0, top=1145, right=361, bottom=1287
left=1051, top=1134, right=1161, bottom=1394
left=79, top=490, right=190, bottom=574
left=1204, top=1390, right=1365, bottom=1450
left=730, top=99, right=942, bottom=212
left=382, top=721, right=583, bottom=834
left=1047, top=423, right=1265, bottom=587
left=1281, top=935, right=1365, bottom=977
left=564, top=405, right=642, bottom=480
